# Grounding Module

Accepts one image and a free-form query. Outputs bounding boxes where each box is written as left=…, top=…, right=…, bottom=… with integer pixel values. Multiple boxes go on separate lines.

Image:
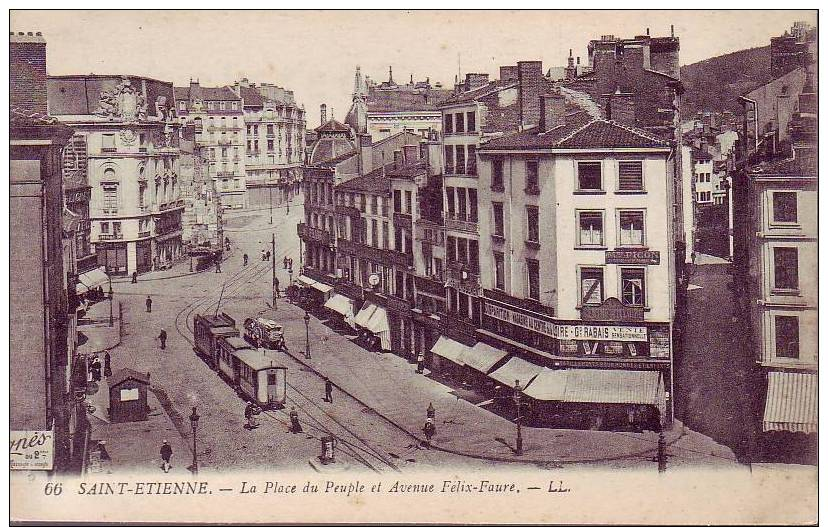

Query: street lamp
left=269, top=185, right=273, bottom=225
left=189, top=406, right=200, bottom=475
left=513, top=379, right=523, bottom=456
left=304, top=311, right=311, bottom=359
left=108, top=273, right=114, bottom=327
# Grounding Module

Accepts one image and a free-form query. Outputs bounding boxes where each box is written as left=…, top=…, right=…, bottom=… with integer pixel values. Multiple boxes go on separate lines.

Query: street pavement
left=93, top=201, right=739, bottom=474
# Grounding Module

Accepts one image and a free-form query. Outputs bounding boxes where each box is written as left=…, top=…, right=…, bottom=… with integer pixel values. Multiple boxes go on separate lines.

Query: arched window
left=103, top=167, right=117, bottom=180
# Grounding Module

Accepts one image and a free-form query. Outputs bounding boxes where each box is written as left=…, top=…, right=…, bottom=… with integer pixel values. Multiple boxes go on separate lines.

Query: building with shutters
left=49, top=74, right=183, bottom=275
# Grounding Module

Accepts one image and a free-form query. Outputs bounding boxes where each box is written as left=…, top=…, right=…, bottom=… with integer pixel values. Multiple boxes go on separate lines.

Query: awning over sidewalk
left=562, top=369, right=663, bottom=405
left=488, top=357, right=544, bottom=389
left=323, top=294, right=356, bottom=325
left=310, top=281, right=334, bottom=294
left=429, top=336, right=468, bottom=366
left=76, top=267, right=109, bottom=294
left=763, top=371, right=818, bottom=434
left=353, top=302, right=390, bottom=350
left=296, top=275, right=317, bottom=287
left=460, top=342, right=508, bottom=374
left=522, top=368, right=568, bottom=401
left=353, top=303, right=377, bottom=328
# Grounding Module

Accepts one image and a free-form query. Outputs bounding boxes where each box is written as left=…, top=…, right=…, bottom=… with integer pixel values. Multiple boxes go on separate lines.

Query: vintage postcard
left=8, top=9, right=818, bottom=524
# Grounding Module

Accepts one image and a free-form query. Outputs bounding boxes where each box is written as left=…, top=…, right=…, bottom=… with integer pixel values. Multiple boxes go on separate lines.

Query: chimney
left=358, top=133, right=373, bottom=175
left=565, top=49, right=576, bottom=81
left=499, top=65, right=519, bottom=82
left=424, top=139, right=442, bottom=176
left=671, top=25, right=675, bottom=37
left=539, top=91, right=567, bottom=132
left=320, top=103, right=327, bottom=126
left=607, top=90, right=636, bottom=126
left=464, top=73, right=489, bottom=91
left=402, top=144, right=419, bottom=164
left=10, top=31, right=48, bottom=114
left=517, top=61, right=543, bottom=128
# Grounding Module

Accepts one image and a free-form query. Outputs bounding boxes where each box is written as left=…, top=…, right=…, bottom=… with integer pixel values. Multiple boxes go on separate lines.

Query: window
left=618, top=210, right=645, bottom=246
left=580, top=267, right=604, bottom=305
left=773, top=247, right=799, bottom=290
left=405, top=191, right=412, bottom=214
left=382, top=222, right=389, bottom=249
left=267, top=139, right=274, bottom=152
left=698, top=191, right=711, bottom=202
left=455, top=145, right=466, bottom=174
left=618, top=161, right=644, bottom=191
left=102, top=134, right=116, bottom=152
left=138, top=181, right=147, bottom=208
left=492, top=202, right=504, bottom=237
left=100, top=222, right=109, bottom=233
left=457, top=189, right=467, bottom=220
left=267, top=124, right=274, bottom=135
left=179, top=101, right=186, bottom=111
left=526, top=206, right=539, bottom=243
left=446, top=236, right=456, bottom=262
left=371, top=195, right=378, bottom=215
left=520, top=162, right=538, bottom=194
left=220, top=101, right=226, bottom=110
left=772, top=192, right=798, bottom=223
left=775, top=316, right=799, bottom=359
left=621, top=268, right=646, bottom=306
left=394, top=190, right=402, bottom=213
left=444, top=146, right=454, bottom=173
left=446, top=187, right=456, bottom=218
left=467, top=144, right=477, bottom=175
left=577, top=161, right=602, bottom=191
left=527, top=259, right=540, bottom=300
left=112, top=221, right=122, bottom=236
left=382, top=197, right=390, bottom=217
left=231, top=101, right=238, bottom=111
left=455, top=113, right=465, bottom=133
left=467, top=111, right=476, bottom=132
left=578, top=211, right=604, bottom=246
left=469, top=239, right=479, bottom=272
left=371, top=219, right=378, bottom=247
left=494, top=252, right=505, bottom=290
left=444, top=113, right=453, bottom=134
left=492, top=158, right=504, bottom=190
left=468, top=189, right=478, bottom=222
left=102, top=183, right=118, bottom=210
left=359, top=194, right=366, bottom=212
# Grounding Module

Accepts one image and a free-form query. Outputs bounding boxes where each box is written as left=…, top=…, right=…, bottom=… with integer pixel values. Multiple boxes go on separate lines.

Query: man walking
left=89, top=357, right=102, bottom=382
left=274, top=277, right=280, bottom=298
left=160, top=440, right=172, bottom=473
left=104, top=351, right=112, bottom=378
left=146, top=295, right=152, bottom=313
left=243, top=253, right=248, bottom=267
left=215, top=257, right=222, bottom=273
left=131, top=271, right=138, bottom=284
left=158, top=329, right=167, bottom=350
left=289, top=407, right=303, bottom=433
left=283, top=256, right=288, bottom=269
left=324, top=377, right=333, bottom=403
left=416, top=351, right=425, bottom=374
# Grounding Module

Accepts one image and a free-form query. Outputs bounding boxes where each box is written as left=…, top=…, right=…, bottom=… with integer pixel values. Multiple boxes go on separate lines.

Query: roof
left=109, top=368, right=150, bottom=388
left=384, top=160, right=429, bottom=179
left=220, top=336, right=253, bottom=351
left=693, top=148, right=714, bottom=161
left=749, top=153, right=817, bottom=177
left=440, top=79, right=516, bottom=106
left=239, top=86, right=265, bottom=107
left=317, top=149, right=359, bottom=167
left=315, top=119, right=352, bottom=133
left=10, top=105, right=74, bottom=142
left=480, top=113, right=669, bottom=151
left=310, top=136, right=357, bottom=165
left=175, top=85, right=241, bottom=101
left=365, top=87, right=454, bottom=112
left=336, top=170, right=392, bottom=194
left=234, top=349, right=286, bottom=371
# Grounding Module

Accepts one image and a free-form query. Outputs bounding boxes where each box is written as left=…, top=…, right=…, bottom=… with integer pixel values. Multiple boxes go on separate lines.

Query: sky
left=11, top=10, right=817, bottom=127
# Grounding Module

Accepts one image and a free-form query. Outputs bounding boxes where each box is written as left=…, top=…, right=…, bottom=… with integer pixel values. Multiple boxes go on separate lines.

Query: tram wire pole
left=272, top=232, right=277, bottom=310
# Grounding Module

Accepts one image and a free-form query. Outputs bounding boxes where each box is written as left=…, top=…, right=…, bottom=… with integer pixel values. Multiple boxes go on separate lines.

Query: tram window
left=268, top=373, right=277, bottom=385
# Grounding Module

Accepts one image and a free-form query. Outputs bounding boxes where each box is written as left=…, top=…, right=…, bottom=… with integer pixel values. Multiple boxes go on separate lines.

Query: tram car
left=193, top=312, right=238, bottom=366
left=215, top=335, right=254, bottom=381
left=231, top=349, right=287, bottom=409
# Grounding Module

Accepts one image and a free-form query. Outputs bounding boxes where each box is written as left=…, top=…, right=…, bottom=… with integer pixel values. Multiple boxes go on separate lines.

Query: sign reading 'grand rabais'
left=484, top=303, right=648, bottom=342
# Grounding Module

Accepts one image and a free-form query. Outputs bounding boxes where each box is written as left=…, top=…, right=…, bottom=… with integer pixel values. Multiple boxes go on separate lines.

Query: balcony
left=446, top=262, right=481, bottom=296
left=445, top=214, right=478, bottom=234
left=98, top=233, right=123, bottom=241
left=366, top=290, right=414, bottom=314
left=159, top=199, right=184, bottom=211
left=337, top=238, right=413, bottom=268
left=414, top=274, right=446, bottom=297
left=393, top=211, right=413, bottom=229
left=335, top=204, right=362, bottom=217
left=297, top=223, right=332, bottom=245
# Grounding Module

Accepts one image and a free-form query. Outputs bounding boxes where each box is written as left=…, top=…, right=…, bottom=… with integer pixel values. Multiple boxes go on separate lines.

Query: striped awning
left=324, top=294, right=355, bottom=319
left=763, top=371, right=818, bottom=434
left=310, top=281, right=333, bottom=293
left=429, top=336, right=468, bottom=366
left=522, top=368, right=568, bottom=401
left=76, top=266, right=109, bottom=294
left=460, top=342, right=508, bottom=374
left=488, top=357, right=544, bottom=389
left=562, top=369, right=662, bottom=405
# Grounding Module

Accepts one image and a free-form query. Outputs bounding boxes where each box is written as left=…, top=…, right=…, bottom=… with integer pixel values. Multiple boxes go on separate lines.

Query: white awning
left=522, top=368, right=568, bottom=401
left=324, top=294, right=355, bottom=319
left=429, top=336, right=468, bottom=366
left=353, top=302, right=377, bottom=328
left=488, top=357, right=544, bottom=389
left=310, top=281, right=333, bottom=293
left=76, top=267, right=109, bottom=294
left=296, top=275, right=317, bottom=287
left=562, top=369, right=663, bottom=405
left=460, top=342, right=508, bottom=374
left=763, top=371, right=818, bottom=434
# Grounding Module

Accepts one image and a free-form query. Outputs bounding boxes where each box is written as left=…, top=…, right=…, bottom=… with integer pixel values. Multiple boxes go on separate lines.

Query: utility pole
left=272, top=232, right=277, bottom=310
left=269, top=185, right=273, bottom=225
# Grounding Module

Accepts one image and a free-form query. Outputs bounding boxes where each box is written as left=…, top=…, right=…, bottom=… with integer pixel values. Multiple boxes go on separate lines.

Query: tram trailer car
left=231, top=349, right=287, bottom=409
left=215, top=336, right=254, bottom=381
left=193, top=313, right=238, bottom=366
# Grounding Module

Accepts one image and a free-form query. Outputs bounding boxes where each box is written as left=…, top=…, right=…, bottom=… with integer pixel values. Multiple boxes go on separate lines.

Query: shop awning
left=364, top=304, right=391, bottom=350
left=562, top=369, right=663, bottom=405
left=488, top=357, right=544, bottom=389
left=460, top=342, right=508, bottom=374
left=310, top=281, right=334, bottom=293
left=429, top=336, right=468, bottom=366
left=324, top=294, right=355, bottom=319
left=522, top=368, right=568, bottom=401
left=763, top=371, right=818, bottom=434
left=296, top=275, right=317, bottom=287
left=353, top=303, right=377, bottom=328
left=76, top=267, right=109, bottom=294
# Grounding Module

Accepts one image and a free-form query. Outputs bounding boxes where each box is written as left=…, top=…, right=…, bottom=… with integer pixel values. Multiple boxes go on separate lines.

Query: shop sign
left=10, top=429, right=54, bottom=470
left=484, top=303, right=647, bottom=342
left=606, top=250, right=660, bottom=265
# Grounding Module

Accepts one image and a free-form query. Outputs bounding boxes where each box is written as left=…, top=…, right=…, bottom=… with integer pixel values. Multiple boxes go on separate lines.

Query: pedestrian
left=243, top=253, right=248, bottom=267
left=103, top=351, right=112, bottom=378
left=283, top=256, right=288, bottom=270
left=416, top=351, right=425, bottom=374
left=146, top=295, right=152, bottom=313
left=266, top=250, right=271, bottom=261
left=131, top=271, right=138, bottom=284
left=427, top=402, right=435, bottom=419
left=261, top=249, right=266, bottom=261
left=160, top=440, right=172, bottom=473
left=289, top=407, right=302, bottom=434
left=158, top=329, right=167, bottom=350
left=274, top=277, right=280, bottom=298
left=422, top=417, right=435, bottom=448
left=324, top=378, right=333, bottom=403
left=244, top=402, right=258, bottom=430
left=89, top=357, right=102, bottom=382
left=288, top=257, right=293, bottom=269
left=215, top=258, right=222, bottom=273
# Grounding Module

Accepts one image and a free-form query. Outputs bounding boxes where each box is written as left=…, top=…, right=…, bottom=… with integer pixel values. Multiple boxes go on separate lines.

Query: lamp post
left=108, top=273, right=114, bottom=327
left=513, top=379, right=523, bottom=456
left=271, top=232, right=277, bottom=310
left=269, top=184, right=273, bottom=225
left=304, top=311, right=311, bottom=359
left=189, top=406, right=200, bottom=475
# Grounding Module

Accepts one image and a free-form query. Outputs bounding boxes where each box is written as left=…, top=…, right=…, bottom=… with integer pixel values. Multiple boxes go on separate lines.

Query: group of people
left=87, top=351, right=112, bottom=381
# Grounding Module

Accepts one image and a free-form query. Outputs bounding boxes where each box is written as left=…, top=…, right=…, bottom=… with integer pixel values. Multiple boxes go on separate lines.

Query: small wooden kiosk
left=108, top=368, right=151, bottom=423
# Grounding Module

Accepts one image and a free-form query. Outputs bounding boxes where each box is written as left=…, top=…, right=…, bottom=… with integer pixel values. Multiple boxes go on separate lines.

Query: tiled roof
left=336, top=170, right=392, bottom=194
left=440, top=79, right=516, bottom=106
left=240, top=86, right=265, bottom=107
left=749, top=152, right=816, bottom=176
left=480, top=112, right=669, bottom=151
left=318, top=149, right=359, bottom=167
left=693, top=148, right=714, bottom=161
left=9, top=105, right=58, bottom=126
left=385, top=160, right=429, bottom=179
left=310, top=136, right=356, bottom=165
left=315, top=119, right=352, bottom=133
left=174, top=85, right=240, bottom=101
left=366, top=87, right=454, bottom=112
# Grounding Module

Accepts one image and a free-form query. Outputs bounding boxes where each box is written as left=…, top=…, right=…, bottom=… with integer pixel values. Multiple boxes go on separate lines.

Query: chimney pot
left=27, top=32, right=33, bottom=36
left=671, top=24, right=675, bottom=37
left=36, top=31, right=42, bottom=36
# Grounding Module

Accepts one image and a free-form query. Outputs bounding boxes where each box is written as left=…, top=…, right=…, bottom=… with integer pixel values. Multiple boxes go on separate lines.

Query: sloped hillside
left=680, top=45, right=772, bottom=119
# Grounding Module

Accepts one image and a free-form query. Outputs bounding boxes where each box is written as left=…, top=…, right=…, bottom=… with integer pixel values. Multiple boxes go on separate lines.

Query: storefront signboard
left=10, top=429, right=54, bottom=470
left=605, top=250, right=661, bottom=265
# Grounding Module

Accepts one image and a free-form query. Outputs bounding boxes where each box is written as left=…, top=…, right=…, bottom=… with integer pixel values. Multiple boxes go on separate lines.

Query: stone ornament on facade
left=119, top=129, right=138, bottom=145
left=94, top=77, right=148, bottom=121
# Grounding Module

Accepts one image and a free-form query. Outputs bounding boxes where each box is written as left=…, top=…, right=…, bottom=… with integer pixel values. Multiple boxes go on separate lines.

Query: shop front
left=353, top=300, right=391, bottom=352
left=96, top=242, right=127, bottom=276
left=762, top=370, right=817, bottom=434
